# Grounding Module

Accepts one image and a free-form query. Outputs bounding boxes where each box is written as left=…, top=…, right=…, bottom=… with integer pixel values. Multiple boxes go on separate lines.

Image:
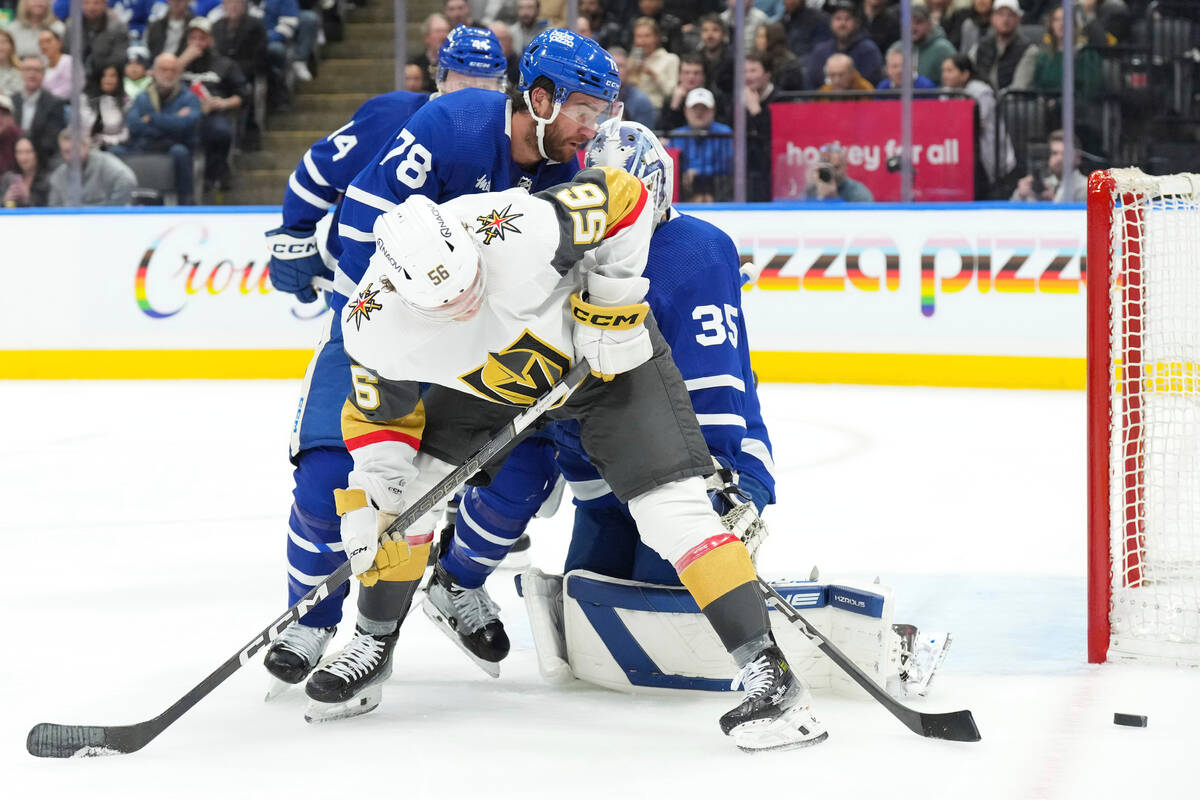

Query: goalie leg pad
left=517, top=569, right=573, bottom=683
left=554, top=570, right=909, bottom=698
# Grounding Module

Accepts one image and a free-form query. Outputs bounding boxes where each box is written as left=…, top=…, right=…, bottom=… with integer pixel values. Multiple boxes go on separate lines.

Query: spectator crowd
left=3, top=0, right=1195, bottom=206
left=1, top=0, right=335, bottom=205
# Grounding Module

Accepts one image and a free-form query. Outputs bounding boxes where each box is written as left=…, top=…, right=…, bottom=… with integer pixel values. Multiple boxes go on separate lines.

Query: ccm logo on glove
left=271, top=242, right=319, bottom=255
left=570, top=294, right=649, bottom=330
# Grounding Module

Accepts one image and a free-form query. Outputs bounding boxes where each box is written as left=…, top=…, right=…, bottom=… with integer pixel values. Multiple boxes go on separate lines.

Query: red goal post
left=1087, top=168, right=1200, bottom=665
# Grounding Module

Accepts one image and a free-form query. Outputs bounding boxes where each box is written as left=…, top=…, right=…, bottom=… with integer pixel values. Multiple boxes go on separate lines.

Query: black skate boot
left=263, top=624, right=336, bottom=699
left=720, top=645, right=828, bottom=752
left=303, top=626, right=398, bottom=723
left=422, top=561, right=509, bottom=677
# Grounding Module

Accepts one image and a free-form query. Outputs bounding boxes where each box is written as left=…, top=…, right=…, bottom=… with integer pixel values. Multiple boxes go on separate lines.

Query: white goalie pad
left=518, top=569, right=918, bottom=698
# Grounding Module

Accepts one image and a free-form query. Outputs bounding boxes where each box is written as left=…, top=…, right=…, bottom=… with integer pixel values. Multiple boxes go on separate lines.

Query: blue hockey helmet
left=518, top=28, right=620, bottom=106
left=517, top=29, right=622, bottom=162
left=585, top=120, right=673, bottom=222
left=437, top=25, right=508, bottom=90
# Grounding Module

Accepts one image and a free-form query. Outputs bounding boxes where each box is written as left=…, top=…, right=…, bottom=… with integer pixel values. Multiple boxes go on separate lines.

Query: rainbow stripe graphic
left=134, top=224, right=211, bottom=318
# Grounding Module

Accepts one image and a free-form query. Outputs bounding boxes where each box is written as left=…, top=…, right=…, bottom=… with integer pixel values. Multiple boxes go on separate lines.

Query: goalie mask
left=584, top=120, right=673, bottom=223
left=372, top=197, right=486, bottom=322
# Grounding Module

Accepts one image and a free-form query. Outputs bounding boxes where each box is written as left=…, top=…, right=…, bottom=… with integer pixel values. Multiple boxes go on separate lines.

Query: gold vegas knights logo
left=346, top=283, right=383, bottom=331
left=460, top=330, right=571, bottom=405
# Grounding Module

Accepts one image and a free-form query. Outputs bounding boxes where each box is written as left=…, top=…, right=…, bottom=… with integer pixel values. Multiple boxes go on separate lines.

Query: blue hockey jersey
left=282, top=90, right=430, bottom=261
left=334, top=88, right=580, bottom=308
left=552, top=211, right=776, bottom=508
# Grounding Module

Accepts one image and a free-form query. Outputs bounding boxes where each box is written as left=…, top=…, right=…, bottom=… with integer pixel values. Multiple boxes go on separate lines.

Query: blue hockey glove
left=265, top=226, right=330, bottom=303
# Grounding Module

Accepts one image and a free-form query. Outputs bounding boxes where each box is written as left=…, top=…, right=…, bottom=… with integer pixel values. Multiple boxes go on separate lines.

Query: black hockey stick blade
left=758, top=580, right=981, bottom=743
left=27, top=722, right=154, bottom=759
left=27, top=361, right=592, bottom=759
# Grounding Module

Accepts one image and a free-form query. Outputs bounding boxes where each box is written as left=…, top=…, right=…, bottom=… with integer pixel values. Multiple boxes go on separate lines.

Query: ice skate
left=893, top=623, right=951, bottom=697
left=422, top=561, right=507, bottom=678
left=263, top=623, right=336, bottom=700
left=720, top=645, right=828, bottom=752
left=303, top=626, right=398, bottom=723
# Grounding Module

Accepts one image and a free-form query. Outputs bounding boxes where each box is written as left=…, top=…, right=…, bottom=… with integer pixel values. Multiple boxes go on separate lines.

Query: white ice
left=2, top=381, right=1197, bottom=799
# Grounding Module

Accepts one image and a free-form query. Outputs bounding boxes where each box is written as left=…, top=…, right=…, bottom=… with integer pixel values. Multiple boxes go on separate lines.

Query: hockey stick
left=27, top=360, right=592, bottom=759
left=757, top=580, right=981, bottom=742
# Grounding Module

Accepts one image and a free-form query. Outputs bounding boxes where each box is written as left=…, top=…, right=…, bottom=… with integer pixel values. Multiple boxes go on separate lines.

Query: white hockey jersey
left=341, top=167, right=654, bottom=407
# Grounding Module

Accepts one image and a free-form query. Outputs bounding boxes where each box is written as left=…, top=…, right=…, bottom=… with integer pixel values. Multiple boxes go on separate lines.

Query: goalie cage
left=1087, top=167, right=1200, bottom=665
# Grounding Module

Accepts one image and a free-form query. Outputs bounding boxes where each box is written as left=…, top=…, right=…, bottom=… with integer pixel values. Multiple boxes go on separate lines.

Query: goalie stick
left=757, top=580, right=981, bottom=742
left=26, top=360, right=592, bottom=759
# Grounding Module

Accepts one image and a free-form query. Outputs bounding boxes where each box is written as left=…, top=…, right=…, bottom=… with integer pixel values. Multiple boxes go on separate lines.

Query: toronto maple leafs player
left=261, top=28, right=623, bottom=696
left=316, top=164, right=826, bottom=751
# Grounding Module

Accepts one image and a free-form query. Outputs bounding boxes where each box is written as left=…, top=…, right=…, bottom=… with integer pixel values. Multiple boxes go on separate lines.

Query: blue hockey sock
left=287, top=447, right=354, bottom=627
left=441, top=486, right=529, bottom=589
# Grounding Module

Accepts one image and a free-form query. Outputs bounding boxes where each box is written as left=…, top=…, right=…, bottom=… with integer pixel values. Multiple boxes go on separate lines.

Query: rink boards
left=0, top=203, right=1087, bottom=387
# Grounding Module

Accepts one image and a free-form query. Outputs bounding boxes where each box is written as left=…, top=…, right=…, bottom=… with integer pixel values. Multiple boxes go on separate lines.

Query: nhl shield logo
left=460, top=330, right=571, bottom=405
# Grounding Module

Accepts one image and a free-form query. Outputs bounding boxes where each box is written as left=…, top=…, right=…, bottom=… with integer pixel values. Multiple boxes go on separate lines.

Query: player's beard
left=544, top=121, right=587, bottom=164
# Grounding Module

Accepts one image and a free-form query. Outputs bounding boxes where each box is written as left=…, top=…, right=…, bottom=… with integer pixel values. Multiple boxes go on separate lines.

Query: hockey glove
left=334, top=475, right=416, bottom=587
left=705, top=460, right=769, bottom=565
left=571, top=273, right=653, bottom=381
left=265, top=226, right=330, bottom=303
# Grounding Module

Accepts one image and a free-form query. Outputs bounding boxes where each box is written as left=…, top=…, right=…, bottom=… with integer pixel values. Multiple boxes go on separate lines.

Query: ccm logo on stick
left=237, top=583, right=331, bottom=664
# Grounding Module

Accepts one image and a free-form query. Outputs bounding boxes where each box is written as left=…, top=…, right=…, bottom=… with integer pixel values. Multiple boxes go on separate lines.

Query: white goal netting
left=1103, top=168, right=1200, bottom=663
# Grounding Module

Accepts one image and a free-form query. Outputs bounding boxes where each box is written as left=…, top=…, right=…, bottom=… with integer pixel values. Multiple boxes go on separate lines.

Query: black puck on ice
left=1113, top=713, right=1148, bottom=728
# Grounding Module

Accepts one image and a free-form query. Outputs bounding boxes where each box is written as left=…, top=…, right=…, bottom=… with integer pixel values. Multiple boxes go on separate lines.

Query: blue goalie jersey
left=291, top=88, right=579, bottom=457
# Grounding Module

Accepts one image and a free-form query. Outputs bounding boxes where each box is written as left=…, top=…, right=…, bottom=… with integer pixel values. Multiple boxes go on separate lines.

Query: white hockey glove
left=571, top=273, right=653, bottom=382
left=705, top=460, right=769, bottom=564
left=334, top=472, right=412, bottom=587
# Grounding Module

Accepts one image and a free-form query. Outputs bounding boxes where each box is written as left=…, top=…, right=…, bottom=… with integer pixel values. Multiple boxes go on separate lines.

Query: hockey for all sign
left=769, top=99, right=976, bottom=202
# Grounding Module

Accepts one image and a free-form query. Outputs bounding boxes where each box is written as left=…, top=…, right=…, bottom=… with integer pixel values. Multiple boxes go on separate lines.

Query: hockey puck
left=1113, top=713, right=1148, bottom=728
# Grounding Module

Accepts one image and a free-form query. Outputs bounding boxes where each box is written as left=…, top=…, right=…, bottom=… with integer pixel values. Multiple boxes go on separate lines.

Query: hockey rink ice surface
left=3, top=380, right=1197, bottom=799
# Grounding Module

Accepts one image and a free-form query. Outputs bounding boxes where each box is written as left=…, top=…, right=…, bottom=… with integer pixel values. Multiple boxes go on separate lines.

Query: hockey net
left=1088, top=168, right=1200, bottom=664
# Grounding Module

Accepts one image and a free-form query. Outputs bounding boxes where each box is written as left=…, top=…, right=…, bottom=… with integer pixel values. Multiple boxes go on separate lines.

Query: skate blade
left=421, top=600, right=501, bottom=679
left=264, top=678, right=294, bottom=702
left=304, top=683, right=384, bottom=724
left=735, top=730, right=830, bottom=753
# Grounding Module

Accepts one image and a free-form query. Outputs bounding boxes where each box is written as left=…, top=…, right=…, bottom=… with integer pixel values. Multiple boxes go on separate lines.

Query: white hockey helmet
left=584, top=120, right=673, bottom=222
left=372, top=196, right=485, bottom=322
